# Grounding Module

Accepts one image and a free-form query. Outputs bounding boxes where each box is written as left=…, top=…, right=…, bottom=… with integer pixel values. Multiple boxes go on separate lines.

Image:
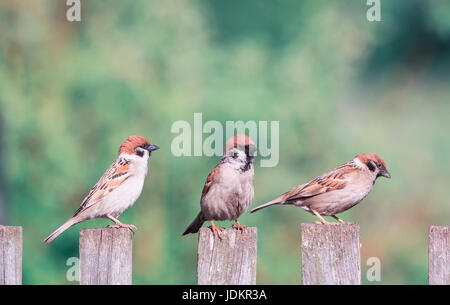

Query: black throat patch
left=240, top=155, right=254, bottom=172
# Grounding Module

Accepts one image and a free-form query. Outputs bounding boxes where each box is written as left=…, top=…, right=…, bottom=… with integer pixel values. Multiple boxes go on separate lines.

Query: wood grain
left=0, top=225, right=22, bottom=285
left=301, top=223, right=360, bottom=285
left=197, top=227, right=257, bottom=285
left=428, top=226, right=449, bottom=285
left=79, top=228, right=133, bottom=285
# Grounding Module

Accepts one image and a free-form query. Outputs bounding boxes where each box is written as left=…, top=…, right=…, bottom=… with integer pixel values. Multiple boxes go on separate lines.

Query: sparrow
left=43, top=136, right=159, bottom=243
left=182, top=135, right=256, bottom=237
left=250, top=153, right=390, bottom=224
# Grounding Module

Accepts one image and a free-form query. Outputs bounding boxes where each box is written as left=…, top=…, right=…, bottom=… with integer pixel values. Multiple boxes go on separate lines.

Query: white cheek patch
left=119, top=153, right=149, bottom=176
left=353, top=157, right=364, bottom=168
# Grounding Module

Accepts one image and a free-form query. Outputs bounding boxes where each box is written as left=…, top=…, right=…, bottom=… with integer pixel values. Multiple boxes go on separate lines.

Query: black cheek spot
left=135, top=149, right=144, bottom=157
left=366, top=160, right=376, bottom=172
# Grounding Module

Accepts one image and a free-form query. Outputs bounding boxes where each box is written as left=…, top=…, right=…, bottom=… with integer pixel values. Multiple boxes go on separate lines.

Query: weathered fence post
left=301, top=223, right=360, bottom=285
left=197, top=227, right=257, bottom=285
left=0, top=225, right=22, bottom=285
left=429, top=225, right=449, bottom=285
left=79, top=228, right=133, bottom=285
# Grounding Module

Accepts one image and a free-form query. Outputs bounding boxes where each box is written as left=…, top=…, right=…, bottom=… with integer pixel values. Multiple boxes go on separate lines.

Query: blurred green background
left=0, top=0, right=449, bottom=284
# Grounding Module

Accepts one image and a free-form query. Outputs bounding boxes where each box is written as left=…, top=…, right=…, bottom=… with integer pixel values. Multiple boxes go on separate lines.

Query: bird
left=43, top=136, right=159, bottom=243
left=182, top=134, right=256, bottom=238
left=250, top=153, right=390, bottom=224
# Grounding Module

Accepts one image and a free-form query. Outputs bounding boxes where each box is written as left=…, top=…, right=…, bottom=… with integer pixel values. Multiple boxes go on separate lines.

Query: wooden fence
left=0, top=224, right=448, bottom=285
left=0, top=225, right=22, bottom=285
left=79, top=228, right=133, bottom=285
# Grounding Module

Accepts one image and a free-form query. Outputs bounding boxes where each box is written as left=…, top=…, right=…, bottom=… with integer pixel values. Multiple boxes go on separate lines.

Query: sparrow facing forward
left=250, top=153, right=390, bottom=224
left=182, top=135, right=256, bottom=237
left=43, top=136, right=159, bottom=243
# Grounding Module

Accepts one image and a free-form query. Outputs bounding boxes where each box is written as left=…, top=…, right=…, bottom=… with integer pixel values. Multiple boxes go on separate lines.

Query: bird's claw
left=107, top=223, right=137, bottom=233
left=210, top=224, right=224, bottom=239
left=233, top=221, right=247, bottom=231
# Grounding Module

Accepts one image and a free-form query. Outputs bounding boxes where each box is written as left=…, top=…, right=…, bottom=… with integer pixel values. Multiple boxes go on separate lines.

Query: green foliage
left=0, top=0, right=449, bottom=284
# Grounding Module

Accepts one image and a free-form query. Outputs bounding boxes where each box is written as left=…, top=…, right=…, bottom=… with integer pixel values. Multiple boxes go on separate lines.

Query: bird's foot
left=106, top=214, right=137, bottom=233
left=233, top=220, right=248, bottom=240
left=233, top=221, right=247, bottom=231
left=210, top=221, right=224, bottom=239
left=107, top=223, right=137, bottom=233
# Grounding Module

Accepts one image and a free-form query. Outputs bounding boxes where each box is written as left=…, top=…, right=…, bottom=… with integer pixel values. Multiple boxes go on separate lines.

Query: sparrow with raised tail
left=250, top=153, right=390, bottom=224
left=182, top=135, right=256, bottom=237
left=43, top=136, right=159, bottom=243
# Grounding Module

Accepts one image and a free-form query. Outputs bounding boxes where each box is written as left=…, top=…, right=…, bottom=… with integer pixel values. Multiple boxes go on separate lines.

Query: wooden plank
left=197, top=227, right=257, bottom=285
left=301, top=223, right=360, bottom=285
left=0, top=225, right=22, bottom=285
left=79, top=228, right=133, bottom=285
left=429, top=225, right=450, bottom=285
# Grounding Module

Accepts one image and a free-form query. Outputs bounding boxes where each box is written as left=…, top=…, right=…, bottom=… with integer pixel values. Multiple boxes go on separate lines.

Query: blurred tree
left=362, top=0, right=450, bottom=80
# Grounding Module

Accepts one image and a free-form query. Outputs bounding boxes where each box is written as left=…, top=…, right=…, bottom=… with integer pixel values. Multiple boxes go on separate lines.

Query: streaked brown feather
left=73, top=159, right=132, bottom=216
left=273, top=162, right=357, bottom=204
left=201, top=165, right=219, bottom=198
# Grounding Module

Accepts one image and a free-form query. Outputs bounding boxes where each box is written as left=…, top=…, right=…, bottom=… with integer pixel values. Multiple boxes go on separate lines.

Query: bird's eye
left=233, top=152, right=238, bottom=159
left=377, top=162, right=382, bottom=168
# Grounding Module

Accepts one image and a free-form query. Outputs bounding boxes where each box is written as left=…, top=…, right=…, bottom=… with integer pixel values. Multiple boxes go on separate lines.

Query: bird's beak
left=146, top=144, right=160, bottom=152
left=379, top=168, right=391, bottom=178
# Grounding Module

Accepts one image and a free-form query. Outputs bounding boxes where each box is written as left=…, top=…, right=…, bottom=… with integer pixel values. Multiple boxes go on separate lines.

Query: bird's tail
left=182, top=212, right=205, bottom=235
left=250, top=197, right=285, bottom=213
left=43, top=217, right=80, bottom=243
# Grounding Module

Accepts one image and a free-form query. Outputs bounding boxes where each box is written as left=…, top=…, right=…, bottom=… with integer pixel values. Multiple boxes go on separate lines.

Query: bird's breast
left=201, top=165, right=254, bottom=221
left=301, top=175, right=375, bottom=216
left=95, top=172, right=147, bottom=218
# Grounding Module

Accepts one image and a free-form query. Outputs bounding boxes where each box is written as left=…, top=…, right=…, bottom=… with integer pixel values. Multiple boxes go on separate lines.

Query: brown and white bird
left=182, top=135, right=256, bottom=237
left=250, top=153, right=390, bottom=224
left=43, top=136, right=159, bottom=243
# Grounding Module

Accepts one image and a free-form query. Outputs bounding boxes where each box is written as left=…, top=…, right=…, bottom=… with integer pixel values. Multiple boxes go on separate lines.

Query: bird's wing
left=200, top=165, right=220, bottom=199
left=73, top=158, right=133, bottom=217
left=280, top=163, right=354, bottom=203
